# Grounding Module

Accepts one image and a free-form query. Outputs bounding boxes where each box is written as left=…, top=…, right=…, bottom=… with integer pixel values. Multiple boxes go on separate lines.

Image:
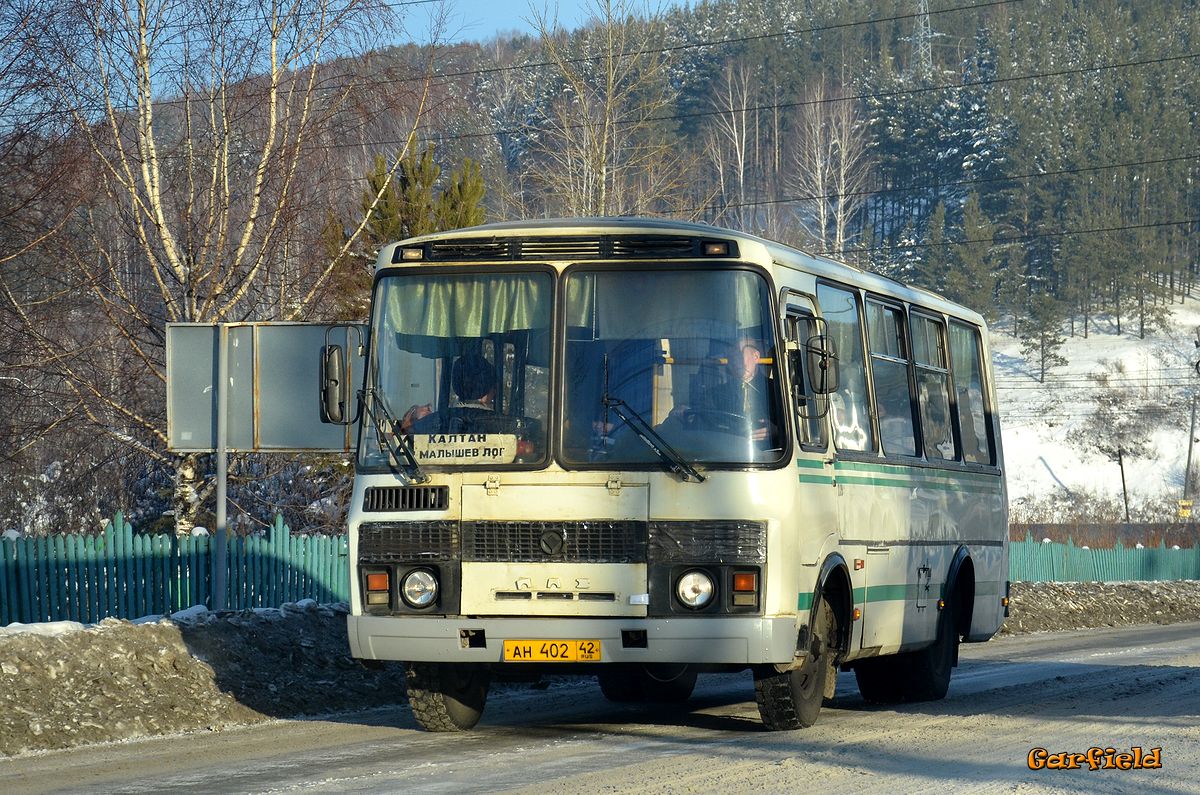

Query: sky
left=417, top=0, right=593, bottom=42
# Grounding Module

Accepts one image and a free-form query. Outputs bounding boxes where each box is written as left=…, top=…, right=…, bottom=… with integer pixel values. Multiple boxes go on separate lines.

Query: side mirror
left=806, top=335, right=838, bottom=394
left=320, top=344, right=348, bottom=424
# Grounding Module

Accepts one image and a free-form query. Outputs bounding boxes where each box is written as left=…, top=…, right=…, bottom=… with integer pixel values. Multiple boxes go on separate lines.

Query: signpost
left=166, top=322, right=364, bottom=609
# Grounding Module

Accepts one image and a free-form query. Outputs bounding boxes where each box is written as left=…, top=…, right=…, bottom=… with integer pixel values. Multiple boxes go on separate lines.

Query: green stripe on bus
left=798, top=474, right=835, bottom=485
left=796, top=459, right=825, bottom=470
left=833, top=460, right=1000, bottom=484
left=798, top=583, right=923, bottom=611
left=835, top=474, right=999, bottom=494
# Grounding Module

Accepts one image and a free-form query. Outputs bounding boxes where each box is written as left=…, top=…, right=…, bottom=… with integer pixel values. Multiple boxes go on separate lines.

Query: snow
left=168, top=604, right=210, bottom=623
left=0, top=620, right=85, bottom=638
left=994, top=298, right=1200, bottom=519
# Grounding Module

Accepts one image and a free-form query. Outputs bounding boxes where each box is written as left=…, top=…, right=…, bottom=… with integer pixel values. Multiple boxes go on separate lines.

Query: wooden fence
left=3, top=518, right=1199, bottom=626
left=0, top=513, right=348, bottom=626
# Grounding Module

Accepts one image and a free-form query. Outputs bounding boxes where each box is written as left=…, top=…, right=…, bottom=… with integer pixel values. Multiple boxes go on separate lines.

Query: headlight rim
left=401, top=567, right=439, bottom=609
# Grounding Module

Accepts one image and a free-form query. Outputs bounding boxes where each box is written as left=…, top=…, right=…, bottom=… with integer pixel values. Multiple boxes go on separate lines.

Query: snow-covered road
left=4, top=622, right=1198, bottom=794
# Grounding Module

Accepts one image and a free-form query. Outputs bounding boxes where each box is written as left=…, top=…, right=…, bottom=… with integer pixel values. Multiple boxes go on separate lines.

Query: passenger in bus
left=400, top=353, right=500, bottom=433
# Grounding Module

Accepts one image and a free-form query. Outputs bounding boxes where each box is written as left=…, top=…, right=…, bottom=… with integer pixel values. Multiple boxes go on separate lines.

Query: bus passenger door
left=782, top=294, right=837, bottom=566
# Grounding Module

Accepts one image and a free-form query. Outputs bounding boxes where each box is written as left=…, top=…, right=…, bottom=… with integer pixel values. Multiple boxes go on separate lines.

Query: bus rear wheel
left=405, top=662, right=491, bottom=732
left=854, top=603, right=958, bottom=704
left=754, top=597, right=837, bottom=730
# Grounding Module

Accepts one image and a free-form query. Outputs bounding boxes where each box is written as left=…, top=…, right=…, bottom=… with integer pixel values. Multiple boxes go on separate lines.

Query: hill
left=994, top=299, right=1200, bottom=523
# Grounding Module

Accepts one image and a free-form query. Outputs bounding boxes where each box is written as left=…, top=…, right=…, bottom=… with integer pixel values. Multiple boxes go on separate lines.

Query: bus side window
left=912, top=313, right=956, bottom=461
left=949, top=321, right=993, bottom=465
left=785, top=310, right=827, bottom=450
left=866, top=300, right=917, bottom=457
left=815, top=284, right=875, bottom=453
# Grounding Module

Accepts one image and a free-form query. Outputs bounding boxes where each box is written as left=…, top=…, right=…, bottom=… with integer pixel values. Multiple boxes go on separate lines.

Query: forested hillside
left=0, top=0, right=1196, bottom=533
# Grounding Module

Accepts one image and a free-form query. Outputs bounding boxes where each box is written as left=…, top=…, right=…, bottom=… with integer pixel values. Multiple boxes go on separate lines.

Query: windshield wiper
left=601, top=354, right=704, bottom=483
left=363, top=387, right=429, bottom=484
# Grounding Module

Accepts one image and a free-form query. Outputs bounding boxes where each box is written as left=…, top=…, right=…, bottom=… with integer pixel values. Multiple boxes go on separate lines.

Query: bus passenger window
left=866, top=301, right=916, bottom=457
left=912, top=314, right=956, bottom=460
left=949, top=322, right=993, bottom=464
left=785, top=311, right=827, bottom=450
left=816, top=284, right=874, bottom=453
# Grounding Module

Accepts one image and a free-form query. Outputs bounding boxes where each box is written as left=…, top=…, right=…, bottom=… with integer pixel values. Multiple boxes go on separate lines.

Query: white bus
left=323, top=218, right=1008, bottom=732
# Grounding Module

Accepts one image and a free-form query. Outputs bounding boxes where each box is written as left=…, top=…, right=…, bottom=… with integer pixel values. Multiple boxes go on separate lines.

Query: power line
left=676, top=153, right=1199, bottom=217
left=6, top=0, right=1018, bottom=123
left=819, top=217, right=1200, bottom=257
left=409, top=52, right=1200, bottom=147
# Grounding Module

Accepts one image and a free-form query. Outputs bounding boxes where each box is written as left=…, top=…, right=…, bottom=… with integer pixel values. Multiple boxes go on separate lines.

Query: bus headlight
left=401, top=569, right=439, bottom=608
left=675, top=570, right=715, bottom=609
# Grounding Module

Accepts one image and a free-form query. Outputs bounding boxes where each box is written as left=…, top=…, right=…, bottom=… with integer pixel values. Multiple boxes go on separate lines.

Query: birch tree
left=6, top=0, right=436, bottom=532
left=526, top=0, right=691, bottom=217
left=789, top=80, right=872, bottom=258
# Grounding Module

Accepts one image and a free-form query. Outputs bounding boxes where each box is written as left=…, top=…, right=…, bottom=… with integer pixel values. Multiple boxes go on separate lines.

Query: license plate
left=503, top=639, right=602, bottom=662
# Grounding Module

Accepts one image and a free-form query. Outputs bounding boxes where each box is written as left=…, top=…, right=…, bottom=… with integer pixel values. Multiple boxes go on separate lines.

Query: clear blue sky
left=426, top=0, right=592, bottom=42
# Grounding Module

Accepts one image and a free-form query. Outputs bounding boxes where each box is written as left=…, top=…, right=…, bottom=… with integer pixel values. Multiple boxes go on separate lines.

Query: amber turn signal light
left=732, top=572, right=757, bottom=592
left=366, top=572, right=389, bottom=591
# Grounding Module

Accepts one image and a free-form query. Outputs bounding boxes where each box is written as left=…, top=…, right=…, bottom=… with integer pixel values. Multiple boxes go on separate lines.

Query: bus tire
left=597, top=668, right=646, bottom=702
left=405, top=662, right=490, bottom=732
left=903, top=603, right=957, bottom=701
left=641, top=664, right=698, bottom=702
left=754, top=596, right=837, bottom=730
left=852, top=656, right=909, bottom=704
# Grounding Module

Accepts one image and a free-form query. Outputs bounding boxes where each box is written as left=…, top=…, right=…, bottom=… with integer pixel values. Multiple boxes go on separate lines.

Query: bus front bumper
left=349, top=614, right=800, bottom=665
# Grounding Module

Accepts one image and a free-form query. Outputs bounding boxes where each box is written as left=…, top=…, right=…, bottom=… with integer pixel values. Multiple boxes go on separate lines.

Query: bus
left=321, top=217, right=1008, bottom=732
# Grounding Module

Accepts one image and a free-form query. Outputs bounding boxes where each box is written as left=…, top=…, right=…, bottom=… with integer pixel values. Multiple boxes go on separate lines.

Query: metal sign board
left=167, top=322, right=365, bottom=452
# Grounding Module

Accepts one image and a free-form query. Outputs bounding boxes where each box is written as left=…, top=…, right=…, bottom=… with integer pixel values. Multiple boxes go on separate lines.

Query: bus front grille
left=463, top=520, right=648, bottom=563
left=359, top=521, right=459, bottom=561
left=648, top=520, right=767, bottom=563
left=363, top=485, right=449, bottom=513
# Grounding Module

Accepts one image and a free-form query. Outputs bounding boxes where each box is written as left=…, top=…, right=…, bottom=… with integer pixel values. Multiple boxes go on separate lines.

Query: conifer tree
left=945, top=193, right=998, bottom=320
left=1021, top=293, right=1068, bottom=383
left=327, top=146, right=487, bottom=318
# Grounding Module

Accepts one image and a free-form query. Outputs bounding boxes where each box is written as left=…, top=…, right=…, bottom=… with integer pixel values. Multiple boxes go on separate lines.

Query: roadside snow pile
left=3, top=584, right=1200, bottom=757
left=0, top=601, right=408, bottom=757
left=997, top=580, right=1200, bottom=635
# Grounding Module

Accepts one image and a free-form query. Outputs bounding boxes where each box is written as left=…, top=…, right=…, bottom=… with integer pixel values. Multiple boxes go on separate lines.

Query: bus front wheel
left=754, top=597, right=837, bottom=730
left=405, top=662, right=490, bottom=732
left=598, top=664, right=698, bottom=703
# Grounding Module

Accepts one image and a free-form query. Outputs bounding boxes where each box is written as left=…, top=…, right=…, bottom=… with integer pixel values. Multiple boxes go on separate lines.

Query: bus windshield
left=563, top=267, right=785, bottom=467
left=361, top=270, right=553, bottom=470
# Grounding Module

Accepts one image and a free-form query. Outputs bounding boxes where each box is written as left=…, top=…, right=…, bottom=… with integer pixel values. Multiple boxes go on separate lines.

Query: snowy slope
left=993, top=300, right=1200, bottom=521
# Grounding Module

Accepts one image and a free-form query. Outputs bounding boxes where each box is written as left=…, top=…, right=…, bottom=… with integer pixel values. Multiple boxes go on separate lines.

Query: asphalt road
left=4, top=622, right=1198, bottom=794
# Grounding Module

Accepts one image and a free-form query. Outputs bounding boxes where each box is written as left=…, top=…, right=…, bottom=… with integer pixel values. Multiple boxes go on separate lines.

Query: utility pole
left=1185, top=395, right=1197, bottom=499
left=911, top=0, right=934, bottom=82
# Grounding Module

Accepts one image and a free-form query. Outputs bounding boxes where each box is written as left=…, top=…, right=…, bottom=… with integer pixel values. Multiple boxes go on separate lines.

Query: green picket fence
left=3, top=519, right=1198, bottom=626
left=0, top=513, right=348, bottom=626
left=1009, top=535, right=1200, bottom=583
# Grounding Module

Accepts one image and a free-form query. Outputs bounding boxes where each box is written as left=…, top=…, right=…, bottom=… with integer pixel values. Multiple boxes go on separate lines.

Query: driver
left=401, top=353, right=498, bottom=433
left=699, top=338, right=771, bottom=441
